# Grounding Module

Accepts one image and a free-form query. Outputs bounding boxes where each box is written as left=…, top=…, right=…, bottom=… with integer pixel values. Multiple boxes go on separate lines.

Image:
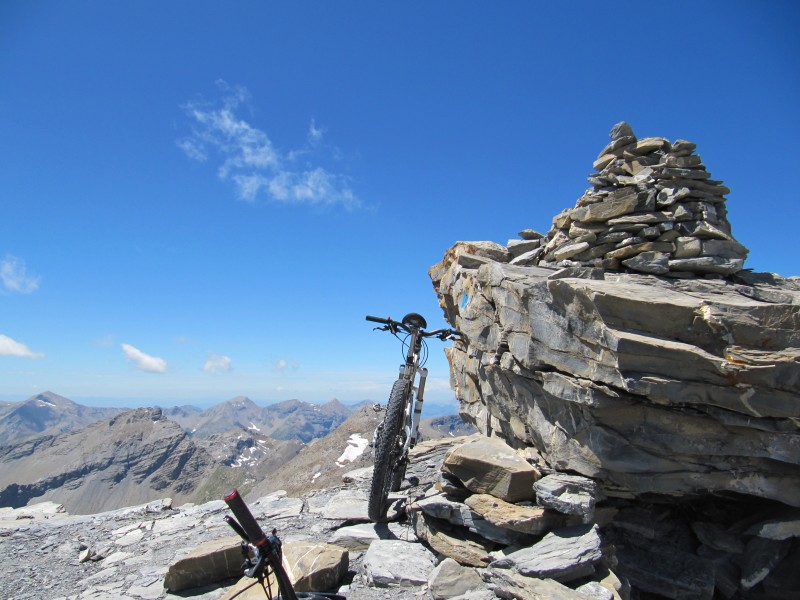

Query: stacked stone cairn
left=510, top=121, right=749, bottom=277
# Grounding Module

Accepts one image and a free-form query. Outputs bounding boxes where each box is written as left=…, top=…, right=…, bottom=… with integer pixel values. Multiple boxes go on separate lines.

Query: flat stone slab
left=327, top=521, right=413, bottom=550
left=466, top=493, right=577, bottom=535
left=363, top=539, right=436, bottom=587
left=491, top=523, right=603, bottom=582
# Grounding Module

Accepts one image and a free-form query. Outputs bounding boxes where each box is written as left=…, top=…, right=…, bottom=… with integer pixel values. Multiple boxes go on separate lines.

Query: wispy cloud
left=203, top=353, right=232, bottom=374
left=178, top=80, right=359, bottom=208
left=1, top=255, right=40, bottom=294
left=0, top=334, right=44, bottom=358
left=275, top=358, right=288, bottom=371
left=121, top=343, right=167, bottom=373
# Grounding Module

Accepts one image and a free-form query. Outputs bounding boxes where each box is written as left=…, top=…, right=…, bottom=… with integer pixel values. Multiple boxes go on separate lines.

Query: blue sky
left=1, top=2, right=798, bottom=409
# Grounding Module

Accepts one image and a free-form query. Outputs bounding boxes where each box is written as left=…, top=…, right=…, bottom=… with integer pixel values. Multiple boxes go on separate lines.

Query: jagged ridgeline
left=509, top=121, right=748, bottom=277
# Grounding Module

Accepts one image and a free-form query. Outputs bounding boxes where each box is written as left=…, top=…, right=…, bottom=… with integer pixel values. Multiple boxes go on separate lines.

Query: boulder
left=441, top=435, right=540, bottom=503
left=283, top=542, right=348, bottom=593
left=163, top=535, right=243, bottom=592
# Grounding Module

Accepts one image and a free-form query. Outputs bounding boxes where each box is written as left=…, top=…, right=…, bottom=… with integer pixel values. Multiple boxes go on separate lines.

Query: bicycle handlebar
left=224, top=489, right=267, bottom=547
left=365, top=315, right=464, bottom=340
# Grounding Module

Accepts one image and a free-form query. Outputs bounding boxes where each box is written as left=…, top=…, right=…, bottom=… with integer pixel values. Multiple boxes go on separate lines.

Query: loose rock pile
left=510, top=121, right=749, bottom=277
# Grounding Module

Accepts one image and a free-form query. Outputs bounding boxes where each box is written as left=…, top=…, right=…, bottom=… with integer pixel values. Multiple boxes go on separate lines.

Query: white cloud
left=1, top=255, right=40, bottom=294
left=308, top=118, right=325, bottom=145
left=121, top=343, right=167, bottom=373
left=204, top=353, right=232, bottom=374
left=0, top=334, right=44, bottom=358
left=178, top=81, right=359, bottom=208
left=275, top=358, right=288, bottom=371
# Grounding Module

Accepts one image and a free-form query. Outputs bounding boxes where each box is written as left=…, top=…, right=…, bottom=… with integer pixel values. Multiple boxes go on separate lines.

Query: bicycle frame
left=396, top=326, right=428, bottom=463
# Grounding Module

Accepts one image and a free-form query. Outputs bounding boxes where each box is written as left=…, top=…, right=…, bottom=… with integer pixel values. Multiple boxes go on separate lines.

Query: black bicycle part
left=224, top=489, right=299, bottom=600
left=401, top=312, right=427, bottom=329
left=367, top=378, right=409, bottom=522
left=225, top=515, right=249, bottom=541
left=224, top=489, right=267, bottom=547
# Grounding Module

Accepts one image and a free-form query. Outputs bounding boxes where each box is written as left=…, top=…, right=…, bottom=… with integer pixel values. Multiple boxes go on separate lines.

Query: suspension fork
left=410, top=367, right=427, bottom=447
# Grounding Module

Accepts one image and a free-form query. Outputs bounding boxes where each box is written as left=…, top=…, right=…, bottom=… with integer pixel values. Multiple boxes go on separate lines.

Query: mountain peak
left=28, top=391, right=75, bottom=408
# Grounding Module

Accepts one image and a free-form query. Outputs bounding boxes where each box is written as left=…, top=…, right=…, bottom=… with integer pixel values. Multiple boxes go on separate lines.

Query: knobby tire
left=368, top=378, right=408, bottom=522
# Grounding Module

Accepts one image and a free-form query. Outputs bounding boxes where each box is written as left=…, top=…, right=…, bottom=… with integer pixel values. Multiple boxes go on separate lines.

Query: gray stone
left=411, top=491, right=526, bottom=545
left=363, top=539, right=436, bottom=587
left=490, top=524, right=604, bottom=582
left=551, top=241, right=591, bottom=261
left=533, top=473, right=605, bottom=523
left=282, top=542, right=348, bottom=593
left=507, top=238, right=542, bottom=258
left=745, top=510, right=800, bottom=540
left=576, top=581, right=614, bottom=600
left=466, top=492, right=577, bottom=536
left=621, top=251, right=670, bottom=275
left=518, top=229, right=544, bottom=240
left=411, top=510, right=495, bottom=567
left=483, top=568, right=589, bottom=599
left=428, top=558, right=484, bottom=600
left=163, top=535, right=243, bottom=592
left=442, top=435, right=539, bottom=503
left=739, top=536, right=791, bottom=590
left=668, top=256, right=744, bottom=274
left=317, top=489, right=370, bottom=521
left=610, top=121, right=635, bottom=141
left=327, top=521, right=411, bottom=550
left=570, top=195, right=639, bottom=223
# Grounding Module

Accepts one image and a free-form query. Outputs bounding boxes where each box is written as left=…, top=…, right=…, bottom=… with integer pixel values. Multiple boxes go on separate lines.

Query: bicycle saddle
left=402, top=312, right=427, bottom=329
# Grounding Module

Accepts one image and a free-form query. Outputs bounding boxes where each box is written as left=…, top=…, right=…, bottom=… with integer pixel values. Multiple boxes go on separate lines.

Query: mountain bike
left=365, top=313, right=462, bottom=522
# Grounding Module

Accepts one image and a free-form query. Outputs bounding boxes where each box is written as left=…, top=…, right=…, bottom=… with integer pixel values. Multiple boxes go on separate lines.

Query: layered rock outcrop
left=429, top=124, right=800, bottom=507
left=428, top=122, right=800, bottom=599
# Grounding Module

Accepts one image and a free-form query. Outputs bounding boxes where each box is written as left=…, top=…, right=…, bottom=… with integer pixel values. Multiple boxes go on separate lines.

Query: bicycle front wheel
left=367, top=378, right=409, bottom=522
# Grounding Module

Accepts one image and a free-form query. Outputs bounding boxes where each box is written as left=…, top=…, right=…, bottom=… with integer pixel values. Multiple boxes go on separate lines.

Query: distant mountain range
left=0, top=391, right=469, bottom=514
left=164, top=396, right=352, bottom=442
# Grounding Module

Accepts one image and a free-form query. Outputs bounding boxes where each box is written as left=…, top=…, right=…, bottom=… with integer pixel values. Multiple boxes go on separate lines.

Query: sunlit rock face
left=429, top=123, right=800, bottom=507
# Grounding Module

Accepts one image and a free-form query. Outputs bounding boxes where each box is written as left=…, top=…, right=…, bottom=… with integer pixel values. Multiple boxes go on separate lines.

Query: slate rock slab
left=491, top=523, right=603, bottom=582
left=534, top=473, right=605, bottom=524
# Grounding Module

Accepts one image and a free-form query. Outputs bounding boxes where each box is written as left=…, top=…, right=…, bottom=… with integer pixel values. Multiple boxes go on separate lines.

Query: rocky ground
left=0, top=437, right=458, bottom=600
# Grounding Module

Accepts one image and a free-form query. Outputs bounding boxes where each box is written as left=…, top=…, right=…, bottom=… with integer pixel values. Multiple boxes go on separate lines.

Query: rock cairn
left=511, top=121, right=749, bottom=277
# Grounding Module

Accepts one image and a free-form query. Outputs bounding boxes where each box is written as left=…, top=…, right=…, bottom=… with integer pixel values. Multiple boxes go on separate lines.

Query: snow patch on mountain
left=336, top=434, right=369, bottom=467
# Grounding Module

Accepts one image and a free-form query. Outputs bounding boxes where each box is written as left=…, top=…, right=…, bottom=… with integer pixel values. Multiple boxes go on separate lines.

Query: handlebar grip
left=224, top=489, right=267, bottom=547
left=366, top=315, right=391, bottom=324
